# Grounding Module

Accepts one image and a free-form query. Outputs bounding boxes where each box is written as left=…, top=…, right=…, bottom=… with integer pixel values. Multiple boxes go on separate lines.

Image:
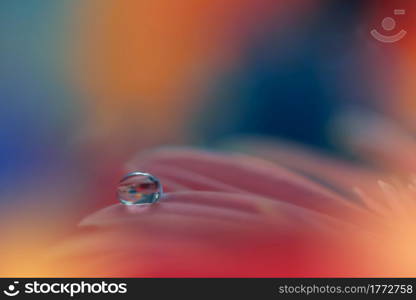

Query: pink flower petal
left=80, top=191, right=353, bottom=235
left=225, top=137, right=380, bottom=194
left=126, top=148, right=358, bottom=217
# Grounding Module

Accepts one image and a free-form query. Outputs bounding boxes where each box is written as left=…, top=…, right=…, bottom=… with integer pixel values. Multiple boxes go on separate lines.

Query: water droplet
left=117, top=172, right=162, bottom=205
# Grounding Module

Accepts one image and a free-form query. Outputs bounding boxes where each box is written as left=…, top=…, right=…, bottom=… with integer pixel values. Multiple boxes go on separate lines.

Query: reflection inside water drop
left=117, top=172, right=162, bottom=205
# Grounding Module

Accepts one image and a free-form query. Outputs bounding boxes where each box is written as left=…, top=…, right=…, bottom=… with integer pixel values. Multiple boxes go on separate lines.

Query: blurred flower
left=43, top=132, right=408, bottom=277
left=51, top=148, right=352, bottom=276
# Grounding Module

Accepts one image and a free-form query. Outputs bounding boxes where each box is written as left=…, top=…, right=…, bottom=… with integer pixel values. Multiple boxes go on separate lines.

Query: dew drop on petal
left=117, top=172, right=162, bottom=205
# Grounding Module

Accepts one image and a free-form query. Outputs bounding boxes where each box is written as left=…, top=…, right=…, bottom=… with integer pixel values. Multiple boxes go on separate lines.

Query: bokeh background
left=1, top=0, right=415, bottom=275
